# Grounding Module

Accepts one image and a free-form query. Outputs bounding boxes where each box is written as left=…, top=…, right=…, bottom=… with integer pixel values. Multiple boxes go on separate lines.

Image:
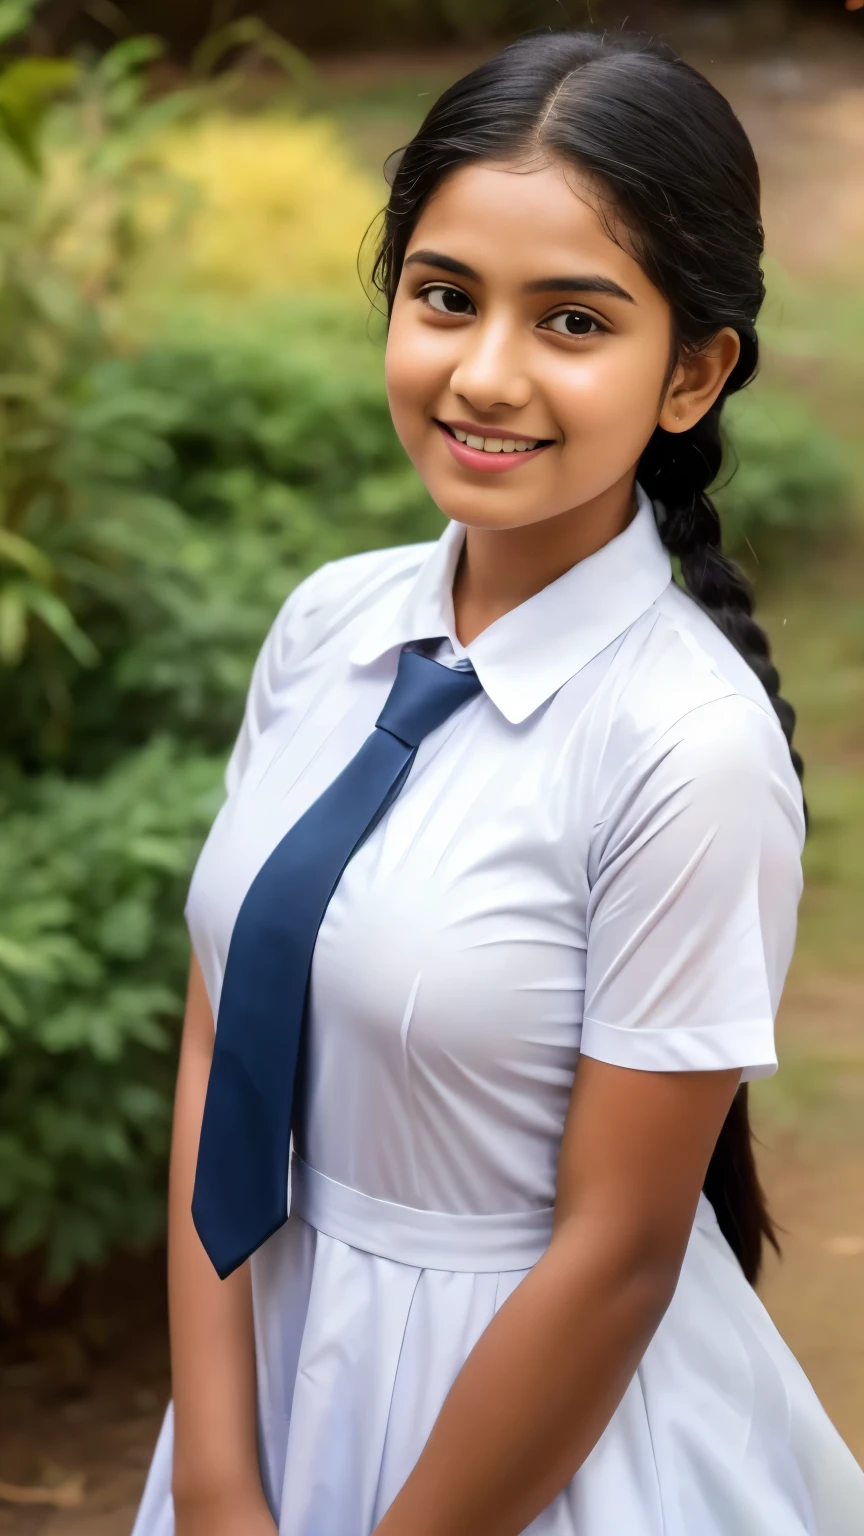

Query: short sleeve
left=223, top=564, right=333, bottom=798
left=581, top=695, right=805, bottom=1081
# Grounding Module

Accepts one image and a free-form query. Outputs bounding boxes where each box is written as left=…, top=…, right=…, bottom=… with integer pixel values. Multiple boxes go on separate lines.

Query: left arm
left=373, top=1055, right=740, bottom=1536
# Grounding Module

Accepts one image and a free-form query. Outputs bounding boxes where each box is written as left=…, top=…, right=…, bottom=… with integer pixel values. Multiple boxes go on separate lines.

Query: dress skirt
left=133, top=1155, right=864, bottom=1536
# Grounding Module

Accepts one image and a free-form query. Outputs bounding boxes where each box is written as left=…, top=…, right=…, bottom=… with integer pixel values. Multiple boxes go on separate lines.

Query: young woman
left=133, top=29, right=864, bottom=1536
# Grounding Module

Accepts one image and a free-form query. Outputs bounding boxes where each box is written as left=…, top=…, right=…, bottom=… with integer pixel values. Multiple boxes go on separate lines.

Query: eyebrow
left=403, top=248, right=636, bottom=304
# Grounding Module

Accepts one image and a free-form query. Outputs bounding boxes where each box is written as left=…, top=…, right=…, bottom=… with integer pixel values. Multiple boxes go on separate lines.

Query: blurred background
left=0, top=1, right=861, bottom=1529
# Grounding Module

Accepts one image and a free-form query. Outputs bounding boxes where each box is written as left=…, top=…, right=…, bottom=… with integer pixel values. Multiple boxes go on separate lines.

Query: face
left=385, top=156, right=738, bottom=536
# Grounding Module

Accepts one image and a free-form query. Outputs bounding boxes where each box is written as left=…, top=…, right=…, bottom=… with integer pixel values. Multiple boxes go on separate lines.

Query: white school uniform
left=133, top=483, right=864, bottom=1536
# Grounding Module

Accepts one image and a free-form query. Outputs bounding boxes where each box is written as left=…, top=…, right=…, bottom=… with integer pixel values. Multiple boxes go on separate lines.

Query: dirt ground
left=0, top=1258, right=169, bottom=1536
left=2, top=34, right=863, bottom=1536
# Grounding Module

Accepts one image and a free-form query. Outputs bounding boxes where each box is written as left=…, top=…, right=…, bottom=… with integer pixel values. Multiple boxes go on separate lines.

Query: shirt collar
left=349, top=482, right=672, bottom=725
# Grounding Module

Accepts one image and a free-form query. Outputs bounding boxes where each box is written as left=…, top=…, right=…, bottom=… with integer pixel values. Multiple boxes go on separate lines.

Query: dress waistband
left=289, top=1156, right=555, bottom=1272
left=289, top=1156, right=719, bottom=1274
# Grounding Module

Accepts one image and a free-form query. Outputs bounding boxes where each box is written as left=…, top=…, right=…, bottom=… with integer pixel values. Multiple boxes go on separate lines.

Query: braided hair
left=639, top=346, right=803, bottom=786
left=372, top=29, right=804, bottom=1283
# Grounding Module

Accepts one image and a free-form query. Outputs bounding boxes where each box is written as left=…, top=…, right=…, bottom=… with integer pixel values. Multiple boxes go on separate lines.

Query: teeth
left=451, top=428, right=539, bottom=453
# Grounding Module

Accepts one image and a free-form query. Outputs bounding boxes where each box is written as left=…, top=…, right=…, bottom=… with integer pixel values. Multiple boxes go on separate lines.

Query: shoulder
left=223, top=542, right=434, bottom=794
left=259, top=541, right=434, bottom=677
left=597, top=583, right=805, bottom=839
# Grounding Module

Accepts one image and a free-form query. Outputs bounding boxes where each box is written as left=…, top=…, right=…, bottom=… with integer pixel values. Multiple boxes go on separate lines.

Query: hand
left=174, top=1486, right=278, bottom=1536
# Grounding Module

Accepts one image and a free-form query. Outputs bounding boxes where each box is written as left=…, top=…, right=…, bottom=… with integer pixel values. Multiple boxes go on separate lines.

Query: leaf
left=116, top=1082, right=169, bottom=1124
left=0, top=0, right=37, bottom=49
left=191, top=18, right=316, bottom=92
left=45, top=1208, right=107, bottom=1280
left=18, top=585, right=99, bottom=667
left=0, top=527, right=54, bottom=582
left=97, top=35, right=165, bottom=87
left=125, top=835, right=188, bottom=873
left=96, top=897, right=153, bottom=959
left=0, top=59, right=78, bottom=172
left=0, top=99, right=38, bottom=171
left=0, top=586, right=26, bottom=665
left=0, top=58, right=78, bottom=108
left=0, top=971, right=26, bottom=1028
left=0, top=932, right=53, bottom=978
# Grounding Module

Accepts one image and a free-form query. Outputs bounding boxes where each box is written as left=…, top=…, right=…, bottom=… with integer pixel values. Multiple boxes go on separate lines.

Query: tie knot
left=375, top=648, right=482, bottom=748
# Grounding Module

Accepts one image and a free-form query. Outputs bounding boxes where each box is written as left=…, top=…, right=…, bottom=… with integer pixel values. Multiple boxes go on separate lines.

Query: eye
left=541, top=310, right=604, bottom=338
left=420, top=284, right=475, bottom=316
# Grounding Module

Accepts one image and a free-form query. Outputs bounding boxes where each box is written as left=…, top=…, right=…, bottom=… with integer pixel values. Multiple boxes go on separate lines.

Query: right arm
left=168, top=954, right=276, bottom=1536
left=167, top=565, right=342, bottom=1530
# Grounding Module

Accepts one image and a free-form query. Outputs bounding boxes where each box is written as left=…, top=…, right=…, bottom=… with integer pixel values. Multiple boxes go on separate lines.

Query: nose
left=448, top=314, right=532, bottom=415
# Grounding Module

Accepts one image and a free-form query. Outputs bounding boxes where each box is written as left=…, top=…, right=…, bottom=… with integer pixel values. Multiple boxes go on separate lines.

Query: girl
left=133, top=29, right=864, bottom=1536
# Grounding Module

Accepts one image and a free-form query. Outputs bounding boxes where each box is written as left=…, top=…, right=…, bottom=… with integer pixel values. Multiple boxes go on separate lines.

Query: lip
left=434, top=419, right=553, bottom=475
left=442, top=418, right=553, bottom=441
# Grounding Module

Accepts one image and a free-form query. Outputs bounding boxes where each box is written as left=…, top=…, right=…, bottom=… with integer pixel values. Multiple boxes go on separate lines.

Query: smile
left=434, top=420, right=553, bottom=474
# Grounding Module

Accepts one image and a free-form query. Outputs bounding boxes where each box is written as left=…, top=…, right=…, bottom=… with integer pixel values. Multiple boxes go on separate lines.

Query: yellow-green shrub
left=139, top=114, right=383, bottom=301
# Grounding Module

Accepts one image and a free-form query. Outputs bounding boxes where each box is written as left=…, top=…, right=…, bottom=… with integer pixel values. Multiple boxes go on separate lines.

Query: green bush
left=714, top=387, right=852, bottom=558
left=0, top=740, right=222, bottom=1279
left=1, top=298, right=443, bottom=776
left=0, top=21, right=204, bottom=769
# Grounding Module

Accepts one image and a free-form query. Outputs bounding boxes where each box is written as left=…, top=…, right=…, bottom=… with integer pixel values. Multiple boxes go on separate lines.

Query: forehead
left=407, top=157, right=651, bottom=297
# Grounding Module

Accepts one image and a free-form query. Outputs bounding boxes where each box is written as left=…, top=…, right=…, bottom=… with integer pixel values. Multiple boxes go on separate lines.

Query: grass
left=755, top=1052, right=864, bottom=1142
left=752, top=270, right=864, bottom=1134
left=760, top=257, right=864, bottom=486
left=756, top=255, right=864, bottom=988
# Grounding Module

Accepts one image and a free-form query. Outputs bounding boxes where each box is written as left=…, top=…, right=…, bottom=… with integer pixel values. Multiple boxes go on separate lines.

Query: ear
left=658, top=328, right=741, bottom=434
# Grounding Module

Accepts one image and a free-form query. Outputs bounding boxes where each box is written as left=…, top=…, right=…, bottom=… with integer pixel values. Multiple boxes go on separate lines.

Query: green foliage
left=0, top=33, right=91, bottom=679
left=714, top=386, right=853, bottom=559
left=0, top=24, right=201, bottom=743
left=191, top=16, right=318, bottom=89
left=0, top=55, right=77, bottom=171
left=0, top=0, right=37, bottom=48
left=0, top=741, right=223, bottom=1280
left=1, top=298, right=442, bottom=774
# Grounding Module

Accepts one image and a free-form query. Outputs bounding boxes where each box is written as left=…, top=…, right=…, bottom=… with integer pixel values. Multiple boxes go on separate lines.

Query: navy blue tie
left=192, top=648, right=483, bottom=1279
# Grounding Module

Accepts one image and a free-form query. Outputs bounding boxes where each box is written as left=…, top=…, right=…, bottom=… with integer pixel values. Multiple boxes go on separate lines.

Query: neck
left=452, top=473, right=639, bottom=647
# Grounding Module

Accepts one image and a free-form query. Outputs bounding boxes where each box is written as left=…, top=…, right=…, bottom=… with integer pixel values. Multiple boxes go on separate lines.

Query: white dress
left=133, top=485, right=864, bottom=1536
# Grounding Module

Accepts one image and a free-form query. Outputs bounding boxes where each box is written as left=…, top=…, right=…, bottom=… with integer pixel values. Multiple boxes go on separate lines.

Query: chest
left=187, top=653, right=610, bottom=1025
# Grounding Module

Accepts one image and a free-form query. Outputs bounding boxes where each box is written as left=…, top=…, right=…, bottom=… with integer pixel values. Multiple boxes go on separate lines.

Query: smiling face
left=385, top=156, right=733, bottom=548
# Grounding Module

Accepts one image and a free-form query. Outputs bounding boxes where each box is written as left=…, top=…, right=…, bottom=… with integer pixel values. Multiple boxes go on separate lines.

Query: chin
left=426, top=471, right=544, bottom=519
left=435, top=495, right=552, bottom=533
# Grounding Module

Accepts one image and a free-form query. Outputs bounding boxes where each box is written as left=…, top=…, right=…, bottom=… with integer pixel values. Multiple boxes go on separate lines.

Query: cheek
left=550, top=343, right=666, bottom=446
left=385, top=309, right=449, bottom=432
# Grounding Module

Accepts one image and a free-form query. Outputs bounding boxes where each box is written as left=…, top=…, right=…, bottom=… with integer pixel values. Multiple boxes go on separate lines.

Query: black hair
left=372, top=29, right=804, bottom=1285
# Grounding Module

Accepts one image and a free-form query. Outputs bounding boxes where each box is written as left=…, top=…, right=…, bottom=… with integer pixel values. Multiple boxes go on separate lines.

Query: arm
left=168, top=954, right=276, bottom=1536
left=374, top=1056, right=741, bottom=1536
